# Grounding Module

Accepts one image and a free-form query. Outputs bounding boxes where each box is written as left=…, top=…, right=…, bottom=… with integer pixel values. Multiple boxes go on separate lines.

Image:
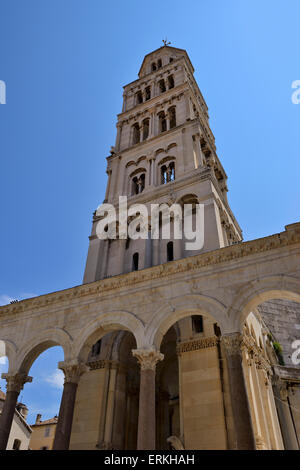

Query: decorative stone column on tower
left=53, top=361, right=87, bottom=450
left=132, top=348, right=164, bottom=450
left=221, top=332, right=256, bottom=450
left=0, top=373, right=32, bottom=450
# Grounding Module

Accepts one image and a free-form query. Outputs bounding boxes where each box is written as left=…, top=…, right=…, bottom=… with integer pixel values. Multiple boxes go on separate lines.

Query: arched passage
left=228, top=276, right=300, bottom=331
left=0, top=328, right=73, bottom=450
left=16, top=328, right=73, bottom=376
left=227, top=278, right=300, bottom=450
left=70, top=327, right=140, bottom=450
left=147, top=296, right=228, bottom=450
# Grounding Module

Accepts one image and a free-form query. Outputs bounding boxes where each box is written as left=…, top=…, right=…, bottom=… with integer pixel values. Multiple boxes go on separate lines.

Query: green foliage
left=273, top=341, right=283, bottom=354
left=272, top=341, right=284, bottom=365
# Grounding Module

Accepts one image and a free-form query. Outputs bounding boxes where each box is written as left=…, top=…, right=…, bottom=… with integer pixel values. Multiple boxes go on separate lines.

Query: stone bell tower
left=83, top=45, right=242, bottom=283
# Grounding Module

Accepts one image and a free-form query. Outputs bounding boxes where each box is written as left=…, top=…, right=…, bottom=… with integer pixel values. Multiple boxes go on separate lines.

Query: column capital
left=221, top=332, right=243, bottom=356
left=274, top=378, right=289, bottom=401
left=58, top=361, right=88, bottom=385
left=132, top=348, right=164, bottom=371
left=1, top=373, right=32, bottom=393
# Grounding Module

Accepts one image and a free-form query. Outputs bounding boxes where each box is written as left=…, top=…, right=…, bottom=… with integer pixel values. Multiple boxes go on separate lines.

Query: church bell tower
left=83, top=45, right=242, bottom=283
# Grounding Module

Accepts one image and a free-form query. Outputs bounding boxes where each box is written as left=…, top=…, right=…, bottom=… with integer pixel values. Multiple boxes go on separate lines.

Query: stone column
left=0, top=373, right=32, bottom=450
left=145, top=156, right=151, bottom=189
left=258, top=367, right=284, bottom=449
left=251, top=358, right=271, bottom=448
left=185, top=94, right=192, bottom=121
left=117, top=238, right=127, bottom=275
left=132, top=348, right=164, bottom=450
left=273, top=380, right=299, bottom=450
left=139, top=124, right=143, bottom=144
left=122, top=92, right=127, bottom=113
left=105, top=169, right=112, bottom=202
left=151, top=238, right=160, bottom=266
left=156, top=389, right=170, bottom=449
left=149, top=111, right=155, bottom=139
left=103, top=362, right=118, bottom=447
left=195, top=133, right=205, bottom=167
left=116, top=123, right=122, bottom=151
left=151, top=82, right=156, bottom=100
left=100, top=239, right=109, bottom=279
left=221, top=333, right=256, bottom=449
left=166, top=112, right=170, bottom=131
left=53, top=361, right=87, bottom=450
left=145, top=230, right=152, bottom=269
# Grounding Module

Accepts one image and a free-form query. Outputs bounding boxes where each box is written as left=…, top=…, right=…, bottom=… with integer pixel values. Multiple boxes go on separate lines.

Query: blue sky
left=0, top=1, right=300, bottom=423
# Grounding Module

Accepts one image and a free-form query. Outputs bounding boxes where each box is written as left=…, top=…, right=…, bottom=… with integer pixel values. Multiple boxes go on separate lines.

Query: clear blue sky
left=0, top=0, right=299, bottom=423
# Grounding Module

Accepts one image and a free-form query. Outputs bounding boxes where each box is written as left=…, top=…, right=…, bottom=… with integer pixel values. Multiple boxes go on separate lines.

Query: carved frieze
left=176, top=336, right=218, bottom=355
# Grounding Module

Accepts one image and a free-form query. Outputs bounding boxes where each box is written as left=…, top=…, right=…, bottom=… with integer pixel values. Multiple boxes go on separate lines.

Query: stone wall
left=258, top=299, right=300, bottom=367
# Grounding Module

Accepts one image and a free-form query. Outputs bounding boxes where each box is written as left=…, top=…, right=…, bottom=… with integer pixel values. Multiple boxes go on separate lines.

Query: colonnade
left=0, top=332, right=259, bottom=450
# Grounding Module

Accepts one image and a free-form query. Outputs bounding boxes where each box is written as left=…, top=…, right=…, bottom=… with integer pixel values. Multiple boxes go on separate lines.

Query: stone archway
left=146, top=293, right=228, bottom=349
left=228, top=276, right=300, bottom=331
left=70, top=328, right=140, bottom=450
left=73, top=310, right=145, bottom=364
left=16, top=328, right=73, bottom=375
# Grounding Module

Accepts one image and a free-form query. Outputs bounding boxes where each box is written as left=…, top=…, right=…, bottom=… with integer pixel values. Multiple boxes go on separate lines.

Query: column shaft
left=53, top=361, right=86, bottom=450
left=132, top=348, right=163, bottom=450
left=0, top=373, right=32, bottom=450
left=137, top=368, right=156, bottom=449
left=53, top=382, right=78, bottom=450
left=222, top=333, right=256, bottom=449
left=0, top=390, right=19, bottom=450
left=273, top=383, right=299, bottom=449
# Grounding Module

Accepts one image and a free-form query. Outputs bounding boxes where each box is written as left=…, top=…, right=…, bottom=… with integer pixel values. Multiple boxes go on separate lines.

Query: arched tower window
left=13, top=439, right=21, bottom=450
left=168, top=75, right=175, bottom=89
left=132, top=173, right=145, bottom=195
left=169, top=161, right=175, bottom=181
left=158, top=111, right=167, bottom=133
left=169, top=106, right=176, bottom=129
left=157, top=58, right=162, bottom=68
left=151, top=62, right=157, bottom=72
left=132, top=176, right=139, bottom=195
left=160, top=160, right=175, bottom=184
left=136, top=91, right=143, bottom=105
left=132, top=123, right=140, bottom=145
left=132, top=252, right=139, bottom=271
left=158, top=79, right=166, bottom=93
left=161, top=165, right=167, bottom=184
left=91, top=339, right=102, bottom=357
left=167, top=241, right=174, bottom=262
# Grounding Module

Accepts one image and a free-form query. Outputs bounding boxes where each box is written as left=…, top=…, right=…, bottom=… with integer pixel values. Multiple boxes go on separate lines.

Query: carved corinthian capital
left=1, top=373, right=32, bottom=393
left=58, top=361, right=88, bottom=385
left=132, top=348, right=164, bottom=371
left=221, top=332, right=243, bottom=356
